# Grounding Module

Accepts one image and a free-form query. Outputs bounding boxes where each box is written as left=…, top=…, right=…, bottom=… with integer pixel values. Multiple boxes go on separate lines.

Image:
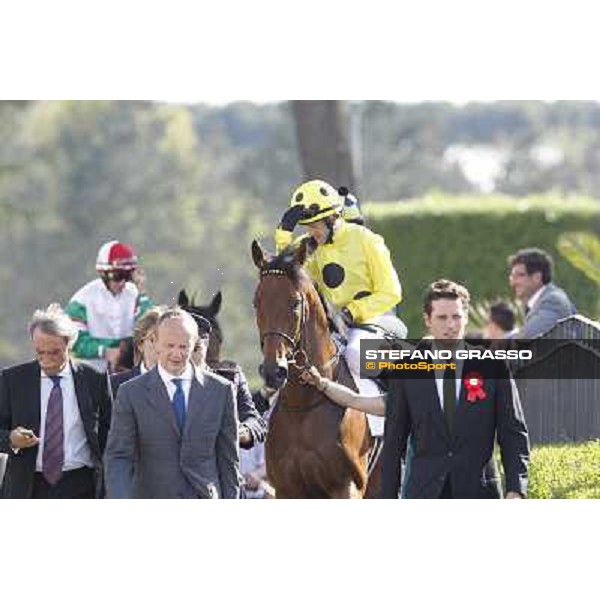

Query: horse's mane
left=315, top=285, right=343, bottom=335
left=263, top=246, right=310, bottom=287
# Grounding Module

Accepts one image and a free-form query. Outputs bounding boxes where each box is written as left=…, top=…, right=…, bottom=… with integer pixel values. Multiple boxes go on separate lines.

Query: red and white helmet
left=96, top=240, right=138, bottom=272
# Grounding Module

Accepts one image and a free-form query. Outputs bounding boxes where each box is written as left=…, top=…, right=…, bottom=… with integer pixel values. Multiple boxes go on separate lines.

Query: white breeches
left=344, top=313, right=407, bottom=436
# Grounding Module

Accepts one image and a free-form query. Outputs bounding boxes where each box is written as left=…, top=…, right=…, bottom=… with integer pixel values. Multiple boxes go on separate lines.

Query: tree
left=290, top=101, right=355, bottom=189
left=557, top=232, right=600, bottom=317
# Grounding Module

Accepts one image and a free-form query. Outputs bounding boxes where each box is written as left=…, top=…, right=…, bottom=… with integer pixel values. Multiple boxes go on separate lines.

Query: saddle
left=353, top=315, right=408, bottom=343
left=331, top=330, right=390, bottom=395
left=333, top=353, right=358, bottom=393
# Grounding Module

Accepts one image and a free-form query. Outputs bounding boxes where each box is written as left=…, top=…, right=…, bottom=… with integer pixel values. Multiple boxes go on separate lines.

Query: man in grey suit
left=105, top=308, right=240, bottom=499
left=508, top=248, right=576, bottom=338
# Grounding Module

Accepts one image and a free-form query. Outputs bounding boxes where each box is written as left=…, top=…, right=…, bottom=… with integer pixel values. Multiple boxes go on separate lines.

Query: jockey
left=65, top=240, right=153, bottom=372
left=274, top=180, right=406, bottom=435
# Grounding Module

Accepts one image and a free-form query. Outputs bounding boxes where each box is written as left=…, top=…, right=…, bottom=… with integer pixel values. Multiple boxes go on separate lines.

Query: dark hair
left=423, top=279, right=470, bottom=316
left=187, top=312, right=212, bottom=338
left=488, top=301, right=516, bottom=332
left=509, top=248, right=553, bottom=284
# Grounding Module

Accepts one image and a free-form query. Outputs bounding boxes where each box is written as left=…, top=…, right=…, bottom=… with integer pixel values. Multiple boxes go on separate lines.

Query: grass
left=528, top=439, right=600, bottom=499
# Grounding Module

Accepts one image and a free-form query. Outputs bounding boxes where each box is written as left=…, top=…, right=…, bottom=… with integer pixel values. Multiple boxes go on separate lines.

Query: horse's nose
left=259, top=361, right=288, bottom=390
left=270, top=366, right=288, bottom=389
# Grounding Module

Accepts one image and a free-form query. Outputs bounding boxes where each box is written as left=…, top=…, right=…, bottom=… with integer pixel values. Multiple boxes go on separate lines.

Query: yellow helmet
left=289, top=180, right=342, bottom=225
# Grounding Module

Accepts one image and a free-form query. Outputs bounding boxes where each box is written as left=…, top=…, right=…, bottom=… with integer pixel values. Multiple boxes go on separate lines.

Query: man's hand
left=238, top=424, right=252, bottom=446
left=9, top=427, right=39, bottom=450
left=131, top=267, right=146, bottom=293
left=299, top=366, right=325, bottom=389
left=244, top=471, right=262, bottom=491
left=279, top=205, right=307, bottom=232
left=105, top=347, right=121, bottom=370
left=505, top=491, right=524, bottom=499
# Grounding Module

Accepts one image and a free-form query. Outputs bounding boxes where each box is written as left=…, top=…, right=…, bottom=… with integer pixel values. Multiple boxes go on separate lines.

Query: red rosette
left=463, top=372, right=487, bottom=403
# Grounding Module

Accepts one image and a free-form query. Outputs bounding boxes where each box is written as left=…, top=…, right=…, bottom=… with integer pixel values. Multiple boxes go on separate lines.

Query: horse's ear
left=210, top=291, right=222, bottom=316
left=251, top=239, right=267, bottom=269
left=177, top=289, right=189, bottom=307
left=296, top=236, right=318, bottom=266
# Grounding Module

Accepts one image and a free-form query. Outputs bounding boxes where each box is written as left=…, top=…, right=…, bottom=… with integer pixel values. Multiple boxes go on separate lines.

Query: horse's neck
left=279, top=290, right=337, bottom=409
left=305, top=297, right=337, bottom=378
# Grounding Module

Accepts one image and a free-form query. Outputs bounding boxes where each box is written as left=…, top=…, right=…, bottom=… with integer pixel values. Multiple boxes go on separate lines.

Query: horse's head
left=177, top=288, right=223, bottom=364
left=252, top=237, right=327, bottom=390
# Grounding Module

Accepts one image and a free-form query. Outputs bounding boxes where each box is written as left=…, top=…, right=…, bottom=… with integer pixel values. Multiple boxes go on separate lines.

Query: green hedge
left=528, top=440, right=600, bottom=499
left=366, top=194, right=600, bottom=337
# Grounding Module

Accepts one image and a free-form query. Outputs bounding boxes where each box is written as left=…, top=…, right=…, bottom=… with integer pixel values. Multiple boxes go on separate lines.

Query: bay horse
left=177, top=289, right=223, bottom=366
left=252, top=238, right=379, bottom=498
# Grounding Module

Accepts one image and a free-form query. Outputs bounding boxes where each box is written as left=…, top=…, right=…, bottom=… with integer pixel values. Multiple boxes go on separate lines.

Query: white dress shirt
left=432, top=341, right=465, bottom=410
left=157, top=362, right=194, bottom=408
left=37, top=363, right=94, bottom=472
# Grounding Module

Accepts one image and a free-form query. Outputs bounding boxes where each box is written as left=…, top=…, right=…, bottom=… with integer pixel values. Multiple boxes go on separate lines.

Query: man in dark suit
left=104, top=308, right=240, bottom=499
left=483, top=301, right=517, bottom=339
left=186, top=311, right=267, bottom=451
left=508, top=247, right=576, bottom=338
left=109, top=305, right=166, bottom=400
left=0, top=304, right=111, bottom=499
left=381, top=280, right=530, bottom=499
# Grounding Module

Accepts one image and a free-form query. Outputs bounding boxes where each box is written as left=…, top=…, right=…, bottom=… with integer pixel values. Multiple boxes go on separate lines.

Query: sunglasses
left=107, top=270, right=133, bottom=282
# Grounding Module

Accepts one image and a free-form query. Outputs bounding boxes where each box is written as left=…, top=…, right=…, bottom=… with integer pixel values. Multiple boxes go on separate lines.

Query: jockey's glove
left=340, top=307, right=354, bottom=328
left=279, top=205, right=307, bottom=232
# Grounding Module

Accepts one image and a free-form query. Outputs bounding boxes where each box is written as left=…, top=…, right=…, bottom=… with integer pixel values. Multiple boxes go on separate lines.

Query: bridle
left=258, top=268, right=338, bottom=376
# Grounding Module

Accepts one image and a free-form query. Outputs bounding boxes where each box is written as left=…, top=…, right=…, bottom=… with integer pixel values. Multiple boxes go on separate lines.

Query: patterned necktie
left=443, top=368, right=456, bottom=434
left=172, top=378, right=186, bottom=432
left=43, top=375, right=64, bottom=485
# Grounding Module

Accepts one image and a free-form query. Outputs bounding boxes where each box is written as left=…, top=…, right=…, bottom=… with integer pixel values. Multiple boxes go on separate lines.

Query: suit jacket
left=0, top=360, right=111, bottom=499
left=210, top=360, right=267, bottom=449
left=518, top=283, right=576, bottom=338
left=109, top=364, right=142, bottom=400
left=381, top=349, right=530, bottom=499
left=104, top=365, right=240, bottom=499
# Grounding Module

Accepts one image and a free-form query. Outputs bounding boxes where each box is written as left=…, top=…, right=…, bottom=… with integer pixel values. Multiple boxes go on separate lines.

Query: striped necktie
left=43, top=375, right=64, bottom=485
